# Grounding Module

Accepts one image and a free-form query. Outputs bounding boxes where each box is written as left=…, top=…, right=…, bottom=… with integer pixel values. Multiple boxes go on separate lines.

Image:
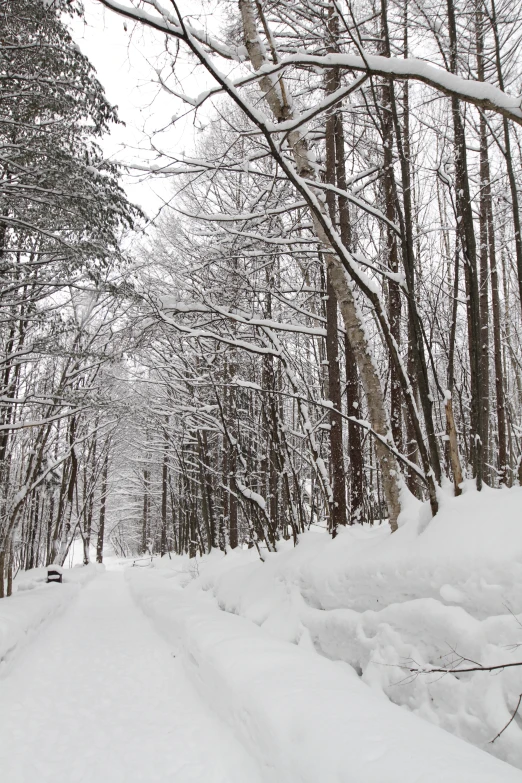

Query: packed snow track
left=0, top=571, right=263, bottom=783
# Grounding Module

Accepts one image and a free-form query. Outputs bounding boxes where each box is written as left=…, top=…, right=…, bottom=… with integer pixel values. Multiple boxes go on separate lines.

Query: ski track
left=0, top=571, right=264, bottom=783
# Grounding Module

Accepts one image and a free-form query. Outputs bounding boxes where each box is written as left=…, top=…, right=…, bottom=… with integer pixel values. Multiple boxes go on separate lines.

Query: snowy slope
left=142, top=483, right=522, bottom=771
left=127, top=561, right=522, bottom=783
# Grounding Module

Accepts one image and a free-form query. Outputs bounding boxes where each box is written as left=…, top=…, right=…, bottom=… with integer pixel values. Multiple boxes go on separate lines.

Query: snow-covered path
left=0, top=571, right=264, bottom=783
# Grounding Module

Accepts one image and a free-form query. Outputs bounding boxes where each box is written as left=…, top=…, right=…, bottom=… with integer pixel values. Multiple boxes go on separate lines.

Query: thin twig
left=490, top=693, right=522, bottom=743
left=404, top=660, right=522, bottom=675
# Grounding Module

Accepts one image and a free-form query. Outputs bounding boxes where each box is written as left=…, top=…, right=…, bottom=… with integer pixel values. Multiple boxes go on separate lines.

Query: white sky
left=68, top=1, right=216, bottom=219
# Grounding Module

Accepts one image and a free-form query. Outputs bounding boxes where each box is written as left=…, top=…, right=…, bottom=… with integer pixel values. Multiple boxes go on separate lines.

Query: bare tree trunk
left=0, top=549, right=5, bottom=598
left=334, top=114, right=365, bottom=523
left=446, top=245, right=464, bottom=495
left=400, top=0, right=419, bottom=498
left=56, top=419, right=78, bottom=567
left=198, top=429, right=217, bottom=550
left=96, top=448, right=109, bottom=564
left=324, top=32, right=348, bottom=533
left=405, top=326, right=420, bottom=495
left=189, top=463, right=197, bottom=558
left=83, top=428, right=98, bottom=564
left=489, top=0, right=522, bottom=315
left=27, top=492, right=39, bottom=570
left=476, top=10, right=490, bottom=480
left=325, top=262, right=347, bottom=534
left=240, top=0, right=403, bottom=529
left=447, top=0, right=483, bottom=488
left=6, top=544, right=13, bottom=597
left=446, top=396, right=463, bottom=495
left=141, top=468, right=149, bottom=554
left=229, top=446, right=239, bottom=548
left=160, top=432, right=168, bottom=557
left=487, top=189, right=507, bottom=484
left=381, top=0, right=441, bottom=490
left=380, top=7, right=402, bottom=456
left=345, top=335, right=364, bottom=522
left=197, top=430, right=212, bottom=551
left=221, top=428, right=229, bottom=551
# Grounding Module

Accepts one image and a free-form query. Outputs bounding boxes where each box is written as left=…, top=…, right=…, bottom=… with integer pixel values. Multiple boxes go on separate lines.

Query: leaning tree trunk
left=239, top=0, right=402, bottom=530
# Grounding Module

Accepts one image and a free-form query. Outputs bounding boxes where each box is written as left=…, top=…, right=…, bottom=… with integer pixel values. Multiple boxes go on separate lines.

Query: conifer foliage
left=0, top=0, right=138, bottom=593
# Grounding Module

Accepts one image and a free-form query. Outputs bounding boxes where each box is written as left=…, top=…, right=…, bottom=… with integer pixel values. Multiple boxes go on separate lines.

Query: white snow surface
left=127, top=560, right=521, bottom=781
left=144, top=482, right=522, bottom=774
left=0, top=562, right=97, bottom=671
left=0, top=570, right=264, bottom=783
left=4, top=483, right=522, bottom=781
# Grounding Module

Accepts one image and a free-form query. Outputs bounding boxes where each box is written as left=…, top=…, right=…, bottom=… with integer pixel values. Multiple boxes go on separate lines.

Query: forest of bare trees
left=1, top=0, right=522, bottom=590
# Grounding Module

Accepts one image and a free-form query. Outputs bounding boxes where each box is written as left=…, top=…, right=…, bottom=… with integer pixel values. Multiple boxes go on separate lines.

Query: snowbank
left=147, top=483, right=522, bottom=771
left=127, top=564, right=522, bottom=783
left=0, top=563, right=99, bottom=672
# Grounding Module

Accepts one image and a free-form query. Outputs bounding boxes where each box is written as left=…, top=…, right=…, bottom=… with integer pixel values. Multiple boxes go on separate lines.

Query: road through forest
left=0, top=571, right=264, bottom=783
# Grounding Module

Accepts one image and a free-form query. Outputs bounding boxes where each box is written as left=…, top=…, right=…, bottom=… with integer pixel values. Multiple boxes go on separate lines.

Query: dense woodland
left=1, top=0, right=522, bottom=592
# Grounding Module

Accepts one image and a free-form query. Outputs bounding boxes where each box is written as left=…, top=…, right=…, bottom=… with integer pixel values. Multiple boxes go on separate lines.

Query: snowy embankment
left=128, top=485, right=522, bottom=782
left=0, top=563, right=98, bottom=671
left=186, top=485, right=522, bottom=768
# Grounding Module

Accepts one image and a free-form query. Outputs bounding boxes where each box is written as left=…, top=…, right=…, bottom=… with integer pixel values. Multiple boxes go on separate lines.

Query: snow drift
left=128, top=561, right=522, bottom=783
left=133, top=482, right=522, bottom=774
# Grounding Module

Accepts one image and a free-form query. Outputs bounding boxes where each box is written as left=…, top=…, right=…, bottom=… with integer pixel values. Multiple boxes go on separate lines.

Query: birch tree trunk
left=239, top=0, right=402, bottom=530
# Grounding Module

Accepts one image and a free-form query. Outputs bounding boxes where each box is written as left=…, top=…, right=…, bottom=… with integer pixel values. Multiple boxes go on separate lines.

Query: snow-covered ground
left=143, top=482, right=522, bottom=773
left=127, top=562, right=522, bottom=782
left=0, top=563, right=97, bottom=672
left=3, top=482, right=522, bottom=781
left=0, top=570, right=264, bottom=783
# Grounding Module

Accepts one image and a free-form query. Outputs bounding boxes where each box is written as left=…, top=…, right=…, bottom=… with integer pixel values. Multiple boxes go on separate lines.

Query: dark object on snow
left=47, top=569, right=63, bottom=584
